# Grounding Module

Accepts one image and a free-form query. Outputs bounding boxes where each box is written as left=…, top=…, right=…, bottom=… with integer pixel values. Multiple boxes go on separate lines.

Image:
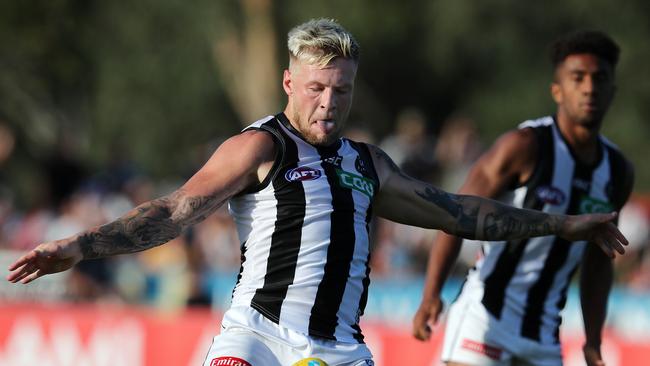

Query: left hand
left=583, top=343, right=605, bottom=366
left=559, top=212, right=627, bottom=258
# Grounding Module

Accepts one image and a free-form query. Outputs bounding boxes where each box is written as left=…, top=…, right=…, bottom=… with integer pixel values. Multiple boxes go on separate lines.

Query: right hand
left=583, top=343, right=605, bottom=366
left=6, top=237, right=83, bottom=284
left=560, top=212, right=627, bottom=258
left=412, top=296, right=444, bottom=341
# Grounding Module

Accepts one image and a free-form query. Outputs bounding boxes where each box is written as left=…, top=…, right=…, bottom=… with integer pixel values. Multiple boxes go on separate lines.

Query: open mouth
left=313, top=119, right=336, bottom=133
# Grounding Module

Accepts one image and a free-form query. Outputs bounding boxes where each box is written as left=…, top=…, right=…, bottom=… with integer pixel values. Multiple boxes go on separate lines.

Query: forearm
left=77, top=190, right=222, bottom=259
left=421, top=233, right=463, bottom=302
left=469, top=194, right=566, bottom=241
left=415, top=187, right=566, bottom=241
left=580, top=249, right=613, bottom=347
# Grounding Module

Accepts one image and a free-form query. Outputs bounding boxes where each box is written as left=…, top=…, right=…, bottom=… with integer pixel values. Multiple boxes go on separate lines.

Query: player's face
left=551, top=53, right=616, bottom=129
left=283, top=57, right=357, bottom=146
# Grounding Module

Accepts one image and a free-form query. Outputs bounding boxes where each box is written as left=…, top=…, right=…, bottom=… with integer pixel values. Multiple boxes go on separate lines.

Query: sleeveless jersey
left=460, top=116, right=629, bottom=344
left=227, top=113, right=379, bottom=343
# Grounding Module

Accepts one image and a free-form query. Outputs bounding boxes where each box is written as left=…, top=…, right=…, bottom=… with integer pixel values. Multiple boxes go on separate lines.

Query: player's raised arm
left=7, top=129, right=277, bottom=284
left=368, top=144, right=628, bottom=257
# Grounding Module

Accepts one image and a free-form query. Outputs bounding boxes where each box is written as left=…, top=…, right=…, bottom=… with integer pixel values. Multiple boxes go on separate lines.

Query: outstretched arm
left=369, top=144, right=627, bottom=256
left=7, top=130, right=277, bottom=284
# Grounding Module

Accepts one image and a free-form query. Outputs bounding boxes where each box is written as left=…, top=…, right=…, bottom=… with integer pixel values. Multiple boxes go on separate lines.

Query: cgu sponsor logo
left=579, top=196, right=613, bottom=214
left=211, top=356, right=253, bottom=366
left=285, top=166, right=322, bottom=182
left=336, top=169, right=376, bottom=198
left=535, top=186, right=566, bottom=205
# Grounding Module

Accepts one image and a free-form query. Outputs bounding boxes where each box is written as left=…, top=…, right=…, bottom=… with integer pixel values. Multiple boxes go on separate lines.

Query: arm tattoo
left=372, top=148, right=416, bottom=182
left=374, top=145, right=562, bottom=241
left=415, top=186, right=479, bottom=237
left=78, top=191, right=225, bottom=259
left=415, top=186, right=562, bottom=240
left=480, top=206, right=558, bottom=241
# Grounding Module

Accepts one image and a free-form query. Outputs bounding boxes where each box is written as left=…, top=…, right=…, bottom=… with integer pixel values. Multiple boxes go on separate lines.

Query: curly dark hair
left=549, top=30, right=620, bottom=69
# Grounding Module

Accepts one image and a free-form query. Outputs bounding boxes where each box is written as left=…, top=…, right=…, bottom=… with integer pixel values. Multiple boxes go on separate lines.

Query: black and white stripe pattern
left=460, top=116, right=628, bottom=344
left=228, top=113, right=378, bottom=343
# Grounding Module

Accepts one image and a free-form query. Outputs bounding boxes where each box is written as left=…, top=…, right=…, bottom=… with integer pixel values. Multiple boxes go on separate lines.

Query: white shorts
left=202, top=306, right=374, bottom=366
left=441, top=298, right=562, bottom=366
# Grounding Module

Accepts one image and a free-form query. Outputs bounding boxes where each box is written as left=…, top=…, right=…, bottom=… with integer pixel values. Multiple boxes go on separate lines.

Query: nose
left=319, top=88, right=337, bottom=110
left=582, top=75, right=595, bottom=95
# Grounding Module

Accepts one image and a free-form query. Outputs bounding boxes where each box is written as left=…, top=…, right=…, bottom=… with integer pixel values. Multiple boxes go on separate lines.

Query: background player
left=412, top=30, right=634, bottom=366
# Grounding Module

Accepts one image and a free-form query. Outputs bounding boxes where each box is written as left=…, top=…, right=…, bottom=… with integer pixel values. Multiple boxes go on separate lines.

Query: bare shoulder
left=460, top=128, right=539, bottom=194
left=490, top=127, right=539, bottom=162
left=180, top=129, right=279, bottom=198
left=232, top=129, right=277, bottom=155
left=219, top=129, right=278, bottom=164
left=488, top=128, right=538, bottom=173
left=364, top=143, right=402, bottom=184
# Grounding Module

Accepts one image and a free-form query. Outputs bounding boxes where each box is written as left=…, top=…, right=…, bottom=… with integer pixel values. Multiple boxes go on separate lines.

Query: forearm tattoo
left=415, top=186, right=561, bottom=241
left=372, top=146, right=561, bottom=241
left=481, top=208, right=557, bottom=241
left=78, top=191, right=224, bottom=259
left=415, top=187, right=479, bottom=238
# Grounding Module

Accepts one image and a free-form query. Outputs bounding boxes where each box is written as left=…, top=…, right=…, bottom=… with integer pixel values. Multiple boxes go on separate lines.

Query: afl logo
left=285, top=166, right=322, bottom=182
left=536, top=186, right=566, bottom=205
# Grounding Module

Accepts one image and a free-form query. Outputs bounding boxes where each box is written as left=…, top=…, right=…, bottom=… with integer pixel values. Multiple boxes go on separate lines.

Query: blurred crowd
left=1, top=109, right=649, bottom=310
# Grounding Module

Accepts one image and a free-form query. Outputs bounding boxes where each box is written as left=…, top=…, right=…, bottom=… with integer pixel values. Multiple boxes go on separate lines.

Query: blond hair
left=287, top=18, right=360, bottom=68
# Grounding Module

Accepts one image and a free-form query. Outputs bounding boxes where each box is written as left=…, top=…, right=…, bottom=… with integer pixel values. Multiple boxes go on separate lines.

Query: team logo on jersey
left=355, top=155, right=367, bottom=174
left=210, top=357, right=252, bottom=366
left=285, top=166, right=322, bottom=182
left=535, top=186, right=566, bottom=205
left=579, top=195, right=613, bottom=214
left=336, top=169, right=376, bottom=197
left=292, top=358, right=329, bottom=366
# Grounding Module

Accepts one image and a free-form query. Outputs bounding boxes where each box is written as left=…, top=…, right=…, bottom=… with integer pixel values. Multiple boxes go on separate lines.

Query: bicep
left=169, top=131, right=276, bottom=224
left=181, top=130, right=275, bottom=199
left=367, top=145, right=465, bottom=230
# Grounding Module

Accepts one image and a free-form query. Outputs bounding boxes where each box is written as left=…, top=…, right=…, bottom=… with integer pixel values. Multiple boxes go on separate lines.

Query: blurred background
left=1, top=0, right=649, bottom=365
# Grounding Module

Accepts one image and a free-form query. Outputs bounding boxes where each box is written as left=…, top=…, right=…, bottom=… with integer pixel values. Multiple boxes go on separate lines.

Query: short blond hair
left=287, top=18, right=360, bottom=68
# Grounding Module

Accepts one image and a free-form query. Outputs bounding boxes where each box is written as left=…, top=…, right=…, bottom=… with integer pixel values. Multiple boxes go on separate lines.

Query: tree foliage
left=1, top=0, right=649, bottom=206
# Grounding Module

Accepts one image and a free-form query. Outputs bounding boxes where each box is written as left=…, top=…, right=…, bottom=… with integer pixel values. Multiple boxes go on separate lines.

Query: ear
left=282, top=69, right=292, bottom=96
left=551, top=82, right=562, bottom=104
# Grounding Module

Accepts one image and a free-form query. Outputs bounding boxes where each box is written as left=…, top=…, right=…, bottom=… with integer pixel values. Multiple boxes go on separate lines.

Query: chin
left=303, top=128, right=340, bottom=146
left=577, top=116, right=602, bottom=130
left=309, top=135, right=338, bottom=146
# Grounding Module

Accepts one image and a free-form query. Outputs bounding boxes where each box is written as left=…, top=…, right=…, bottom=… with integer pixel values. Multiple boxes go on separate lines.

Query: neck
left=555, top=112, right=601, bottom=165
left=282, top=105, right=300, bottom=131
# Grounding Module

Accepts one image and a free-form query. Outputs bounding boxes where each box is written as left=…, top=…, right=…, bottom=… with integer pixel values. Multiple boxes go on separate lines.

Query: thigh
left=203, top=327, right=282, bottom=366
left=512, top=342, right=562, bottom=366
left=441, top=301, right=512, bottom=366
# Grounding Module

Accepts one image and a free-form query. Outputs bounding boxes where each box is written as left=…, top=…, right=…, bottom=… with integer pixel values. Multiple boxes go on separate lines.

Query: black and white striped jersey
left=227, top=113, right=378, bottom=343
left=460, top=116, right=629, bottom=344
